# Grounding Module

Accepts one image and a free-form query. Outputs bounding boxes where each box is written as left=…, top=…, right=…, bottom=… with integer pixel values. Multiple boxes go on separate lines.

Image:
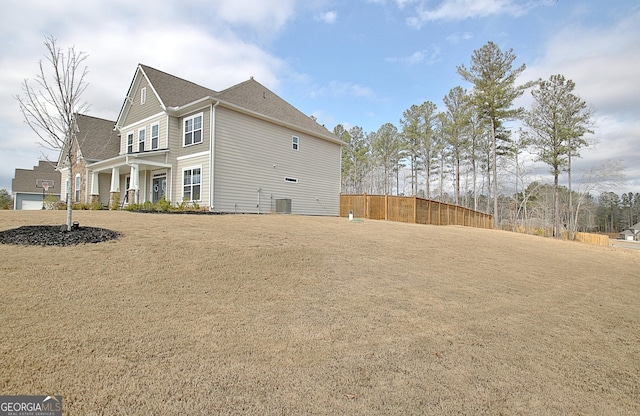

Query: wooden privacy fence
left=568, top=232, right=610, bottom=247
left=340, top=194, right=493, bottom=229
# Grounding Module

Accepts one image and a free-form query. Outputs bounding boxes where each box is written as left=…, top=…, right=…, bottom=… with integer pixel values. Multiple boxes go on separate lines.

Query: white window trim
left=127, top=133, right=134, bottom=154
left=138, top=127, right=146, bottom=152
left=182, top=166, right=202, bottom=202
left=292, top=136, right=299, bottom=151
left=75, top=173, right=81, bottom=202
left=183, top=113, right=204, bottom=147
left=150, top=123, right=159, bottom=150
left=177, top=150, right=210, bottom=161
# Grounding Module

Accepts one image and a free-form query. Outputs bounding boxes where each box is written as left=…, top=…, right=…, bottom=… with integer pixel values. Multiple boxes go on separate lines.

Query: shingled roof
left=12, top=161, right=60, bottom=194
left=75, top=114, right=120, bottom=162
left=140, top=65, right=216, bottom=109
left=217, top=77, right=334, bottom=139
left=138, top=64, right=336, bottom=140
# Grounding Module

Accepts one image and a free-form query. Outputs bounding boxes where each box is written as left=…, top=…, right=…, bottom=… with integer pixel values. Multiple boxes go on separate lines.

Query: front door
left=152, top=177, right=166, bottom=203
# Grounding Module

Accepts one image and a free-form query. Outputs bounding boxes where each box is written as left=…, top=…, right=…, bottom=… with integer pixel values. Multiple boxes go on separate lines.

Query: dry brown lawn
left=1, top=210, right=638, bottom=415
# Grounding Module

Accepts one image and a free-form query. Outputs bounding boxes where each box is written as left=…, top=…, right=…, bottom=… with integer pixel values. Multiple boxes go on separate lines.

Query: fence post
left=363, top=192, right=367, bottom=219
left=413, top=196, right=417, bottom=224
left=385, top=194, right=388, bottom=221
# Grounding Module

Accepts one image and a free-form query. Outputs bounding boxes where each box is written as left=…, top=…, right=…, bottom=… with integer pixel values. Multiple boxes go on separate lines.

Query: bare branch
left=14, top=35, right=89, bottom=230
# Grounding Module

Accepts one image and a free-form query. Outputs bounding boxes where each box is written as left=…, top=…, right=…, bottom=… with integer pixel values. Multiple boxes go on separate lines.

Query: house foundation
left=127, top=189, right=136, bottom=206
left=109, top=192, right=120, bottom=210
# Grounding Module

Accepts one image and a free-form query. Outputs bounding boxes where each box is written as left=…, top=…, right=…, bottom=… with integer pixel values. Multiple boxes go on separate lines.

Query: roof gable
left=75, top=114, right=120, bottom=161
left=140, top=65, right=216, bottom=109
left=118, top=64, right=338, bottom=142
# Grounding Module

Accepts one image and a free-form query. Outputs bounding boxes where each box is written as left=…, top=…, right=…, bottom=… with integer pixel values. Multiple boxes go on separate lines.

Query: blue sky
left=1, top=0, right=639, bottom=195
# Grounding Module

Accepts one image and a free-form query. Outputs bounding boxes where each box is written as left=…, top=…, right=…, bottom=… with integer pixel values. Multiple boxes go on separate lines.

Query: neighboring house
left=618, top=222, right=640, bottom=241
left=11, top=160, right=61, bottom=210
left=59, top=114, right=120, bottom=206
left=61, top=64, right=342, bottom=215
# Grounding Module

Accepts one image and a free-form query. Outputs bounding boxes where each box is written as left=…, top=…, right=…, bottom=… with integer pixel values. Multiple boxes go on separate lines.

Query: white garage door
left=21, top=200, right=43, bottom=210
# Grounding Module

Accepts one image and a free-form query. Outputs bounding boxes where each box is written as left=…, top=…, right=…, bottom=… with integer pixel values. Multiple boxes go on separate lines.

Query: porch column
left=110, top=167, right=120, bottom=192
left=90, top=171, right=100, bottom=204
left=90, top=171, right=99, bottom=195
left=109, top=167, right=120, bottom=209
left=128, top=164, right=139, bottom=204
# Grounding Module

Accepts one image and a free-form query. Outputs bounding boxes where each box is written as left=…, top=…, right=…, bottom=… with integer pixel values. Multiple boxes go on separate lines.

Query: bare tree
left=574, top=160, right=625, bottom=233
left=524, top=74, right=592, bottom=238
left=15, top=36, right=89, bottom=230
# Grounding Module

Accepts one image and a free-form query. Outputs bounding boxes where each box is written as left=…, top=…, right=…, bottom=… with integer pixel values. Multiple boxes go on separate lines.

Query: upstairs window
left=184, top=113, right=203, bottom=146
left=183, top=167, right=201, bottom=201
left=141, top=87, right=147, bottom=105
left=138, top=128, right=146, bottom=152
left=151, top=123, right=159, bottom=150
left=292, top=136, right=299, bottom=151
left=127, top=133, right=134, bottom=154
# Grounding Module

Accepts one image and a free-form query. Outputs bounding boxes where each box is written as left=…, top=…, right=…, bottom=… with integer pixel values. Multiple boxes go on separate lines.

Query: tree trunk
left=554, top=173, right=560, bottom=238
left=454, top=150, right=460, bottom=205
left=66, top=143, right=74, bottom=231
left=568, top=153, right=573, bottom=240
left=491, top=117, right=498, bottom=228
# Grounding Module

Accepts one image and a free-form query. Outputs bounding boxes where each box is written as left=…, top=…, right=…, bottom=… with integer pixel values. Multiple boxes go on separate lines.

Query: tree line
left=336, top=41, right=627, bottom=236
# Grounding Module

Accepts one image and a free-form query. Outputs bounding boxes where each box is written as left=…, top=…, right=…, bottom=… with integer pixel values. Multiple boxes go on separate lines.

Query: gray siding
left=122, top=76, right=163, bottom=127
left=164, top=106, right=212, bottom=206
left=213, top=107, right=341, bottom=215
left=172, top=154, right=209, bottom=205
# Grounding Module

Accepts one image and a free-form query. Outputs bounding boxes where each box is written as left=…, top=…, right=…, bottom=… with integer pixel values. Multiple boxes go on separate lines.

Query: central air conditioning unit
left=275, top=199, right=292, bottom=214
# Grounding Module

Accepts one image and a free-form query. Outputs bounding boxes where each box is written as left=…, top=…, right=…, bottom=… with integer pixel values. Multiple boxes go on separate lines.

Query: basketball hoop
left=36, top=179, right=54, bottom=191
left=36, top=179, right=54, bottom=210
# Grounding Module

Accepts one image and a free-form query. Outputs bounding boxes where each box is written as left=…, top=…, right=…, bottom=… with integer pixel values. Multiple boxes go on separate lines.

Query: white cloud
left=207, top=0, right=297, bottom=32
left=316, top=11, right=338, bottom=24
left=310, top=81, right=375, bottom=99
left=0, top=0, right=300, bottom=191
left=446, top=32, right=473, bottom=44
left=520, top=7, right=640, bottom=193
left=406, top=0, right=534, bottom=27
left=386, top=46, right=442, bottom=65
left=394, top=0, right=418, bottom=9
left=525, top=10, right=640, bottom=117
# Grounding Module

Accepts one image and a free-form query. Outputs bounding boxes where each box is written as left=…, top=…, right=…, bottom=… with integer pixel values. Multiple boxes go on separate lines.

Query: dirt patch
left=0, top=211, right=638, bottom=415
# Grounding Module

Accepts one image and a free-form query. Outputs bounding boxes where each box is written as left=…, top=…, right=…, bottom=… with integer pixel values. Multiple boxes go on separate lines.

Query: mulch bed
left=0, top=225, right=120, bottom=246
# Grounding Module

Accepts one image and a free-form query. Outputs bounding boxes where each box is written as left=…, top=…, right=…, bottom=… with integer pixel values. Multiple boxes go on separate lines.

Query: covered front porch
left=87, top=150, right=172, bottom=208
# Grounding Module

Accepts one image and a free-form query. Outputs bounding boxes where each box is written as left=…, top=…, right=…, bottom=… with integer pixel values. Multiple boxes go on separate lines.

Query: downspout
left=210, top=101, right=219, bottom=211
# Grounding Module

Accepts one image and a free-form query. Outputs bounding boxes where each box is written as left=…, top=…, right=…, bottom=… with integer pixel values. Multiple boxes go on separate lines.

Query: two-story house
left=61, top=64, right=342, bottom=215
left=58, top=114, right=120, bottom=207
